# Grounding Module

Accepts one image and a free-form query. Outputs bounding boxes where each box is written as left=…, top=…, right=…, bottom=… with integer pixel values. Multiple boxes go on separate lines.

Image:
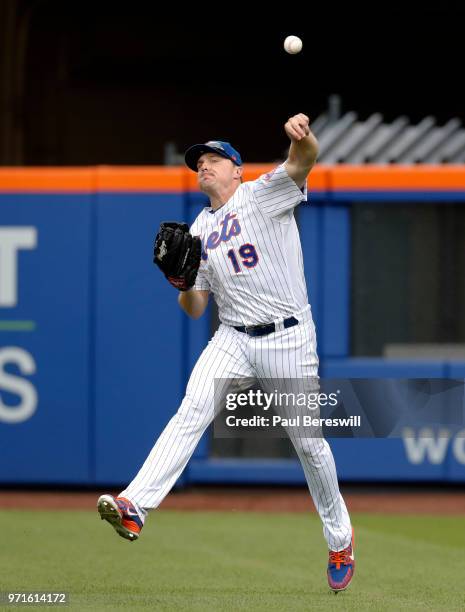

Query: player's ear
left=234, top=165, right=243, bottom=182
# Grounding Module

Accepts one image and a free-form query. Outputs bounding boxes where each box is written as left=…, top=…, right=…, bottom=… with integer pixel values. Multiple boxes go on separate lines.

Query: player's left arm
left=284, top=113, right=319, bottom=188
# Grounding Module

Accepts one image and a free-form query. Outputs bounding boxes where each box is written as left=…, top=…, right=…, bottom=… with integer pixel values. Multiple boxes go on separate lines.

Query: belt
left=234, top=316, right=299, bottom=337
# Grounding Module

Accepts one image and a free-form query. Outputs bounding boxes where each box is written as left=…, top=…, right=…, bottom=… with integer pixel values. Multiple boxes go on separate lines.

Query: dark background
left=1, top=1, right=464, bottom=165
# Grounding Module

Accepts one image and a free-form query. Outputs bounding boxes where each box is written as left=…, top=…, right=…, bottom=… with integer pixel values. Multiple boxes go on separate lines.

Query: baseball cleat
left=327, top=528, right=355, bottom=593
left=97, top=494, right=143, bottom=541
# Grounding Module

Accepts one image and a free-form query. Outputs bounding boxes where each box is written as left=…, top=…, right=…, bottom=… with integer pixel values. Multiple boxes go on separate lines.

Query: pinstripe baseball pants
left=120, top=305, right=352, bottom=551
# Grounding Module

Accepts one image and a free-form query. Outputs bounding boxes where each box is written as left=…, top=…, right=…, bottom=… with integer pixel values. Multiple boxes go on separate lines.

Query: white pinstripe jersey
left=190, top=163, right=310, bottom=327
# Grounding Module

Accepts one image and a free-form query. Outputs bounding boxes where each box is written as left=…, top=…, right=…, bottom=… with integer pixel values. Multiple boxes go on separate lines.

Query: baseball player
left=97, top=113, right=354, bottom=593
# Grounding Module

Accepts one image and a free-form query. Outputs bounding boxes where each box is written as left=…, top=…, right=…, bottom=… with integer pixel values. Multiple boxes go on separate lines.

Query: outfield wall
left=0, top=165, right=464, bottom=485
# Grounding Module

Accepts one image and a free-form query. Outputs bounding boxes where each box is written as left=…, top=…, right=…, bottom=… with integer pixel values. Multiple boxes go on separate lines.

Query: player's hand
left=284, top=113, right=311, bottom=142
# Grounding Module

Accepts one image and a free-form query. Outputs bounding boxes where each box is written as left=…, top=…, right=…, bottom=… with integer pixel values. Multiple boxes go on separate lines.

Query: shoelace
left=329, top=548, right=351, bottom=570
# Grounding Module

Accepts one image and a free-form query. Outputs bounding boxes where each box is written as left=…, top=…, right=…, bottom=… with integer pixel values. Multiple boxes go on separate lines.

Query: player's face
left=197, top=153, right=240, bottom=192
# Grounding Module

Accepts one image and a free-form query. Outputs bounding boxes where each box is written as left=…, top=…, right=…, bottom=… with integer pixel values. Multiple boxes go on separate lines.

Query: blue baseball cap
left=184, top=140, right=242, bottom=172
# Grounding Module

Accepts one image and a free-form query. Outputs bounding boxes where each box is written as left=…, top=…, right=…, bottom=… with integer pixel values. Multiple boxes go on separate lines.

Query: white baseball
left=284, top=35, right=303, bottom=54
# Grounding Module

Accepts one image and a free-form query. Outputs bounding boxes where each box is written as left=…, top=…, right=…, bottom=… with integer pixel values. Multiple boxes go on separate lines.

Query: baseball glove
left=153, top=221, right=201, bottom=291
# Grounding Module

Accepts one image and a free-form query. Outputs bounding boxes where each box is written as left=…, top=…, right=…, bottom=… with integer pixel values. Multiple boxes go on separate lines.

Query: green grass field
left=2, top=509, right=465, bottom=611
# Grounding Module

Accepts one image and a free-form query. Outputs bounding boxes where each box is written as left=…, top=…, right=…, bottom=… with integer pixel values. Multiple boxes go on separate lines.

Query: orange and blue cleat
left=97, top=494, right=143, bottom=541
left=327, top=528, right=355, bottom=593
